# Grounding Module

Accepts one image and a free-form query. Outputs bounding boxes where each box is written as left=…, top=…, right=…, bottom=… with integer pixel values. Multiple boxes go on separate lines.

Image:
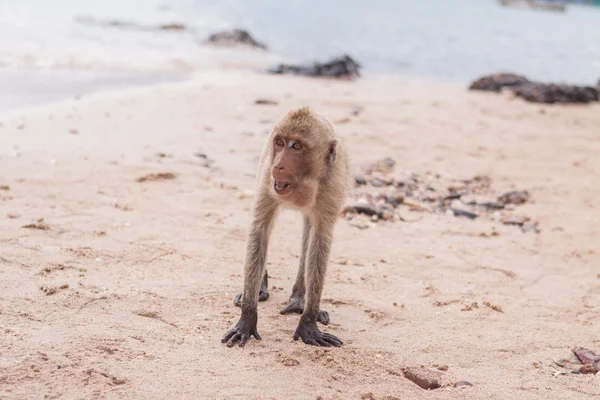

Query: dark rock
left=498, top=190, right=530, bottom=205
left=501, top=215, right=530, bottom=226
left=385, top=192, right=405, bottom=207
left=370, top=177, right=393, bottom=187
left=354, top=175, right=367, bottom=186
left=350, top=105, right=364, bottom=116
left=403, top=368, right=442, bottom=390
left=469, top=73, right=530, bottom=92
left=254, top=98, right=279, bottom=106
left=444, top=191, right=462, bottom=201
left=343, top=203, right=383, bottom=218
left=267, top=54, right=361, bottom=80
left=469, top=73, right=599, bottom=104
left=450, top=208, right=478, bottom=220
left=512, top=83, right=599, bottom=104
left=204, top=29, right=267, bottom=50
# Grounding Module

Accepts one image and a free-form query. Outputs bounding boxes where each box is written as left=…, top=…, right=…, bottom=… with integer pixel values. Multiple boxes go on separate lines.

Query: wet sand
left=1, top=70, right=599, bottom=399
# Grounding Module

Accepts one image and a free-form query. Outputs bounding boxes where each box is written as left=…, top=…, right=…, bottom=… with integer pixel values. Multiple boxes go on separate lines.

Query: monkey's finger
left=321, top=333, right=343, bottom=347
left=226, top=332, right=242, bottom=347
left=280, top=305, right=303, bottom=315
left=317, top=311, right=330, bottom=325
left=303, top=337, right=319, bottom=346
left=239, top=334, right=249, bottom=347
left=221, top=330, right=236, bottom=343
left=315, top=337, right=331, bottom=347
left=252, top=330, right=261, bottom=340
left=293, top=332, right=300, bottom=341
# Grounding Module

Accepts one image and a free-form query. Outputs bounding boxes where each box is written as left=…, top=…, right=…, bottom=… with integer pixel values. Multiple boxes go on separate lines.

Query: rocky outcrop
left=469, top=73, right=599, bottom=104
left=267, top=54, right=361, bottom=80
left=203, top=29, right=267, bottom=50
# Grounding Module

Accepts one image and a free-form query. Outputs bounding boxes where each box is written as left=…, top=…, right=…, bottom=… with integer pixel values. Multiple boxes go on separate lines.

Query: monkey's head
left=268, top=108, right=338, bottom=208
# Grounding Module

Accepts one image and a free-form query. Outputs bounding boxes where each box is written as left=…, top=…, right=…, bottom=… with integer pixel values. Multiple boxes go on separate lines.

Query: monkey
left=222, top=107, right=352, bottom=348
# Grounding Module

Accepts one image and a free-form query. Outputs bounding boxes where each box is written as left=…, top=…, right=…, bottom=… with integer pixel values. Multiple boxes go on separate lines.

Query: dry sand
left=1, top=70, right=599, bottom=399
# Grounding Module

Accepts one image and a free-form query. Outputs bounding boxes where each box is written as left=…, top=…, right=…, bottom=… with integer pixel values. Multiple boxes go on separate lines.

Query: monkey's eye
left=275, top=138, right=285, bottom=147
left=291, top=142, right=302, bottom=150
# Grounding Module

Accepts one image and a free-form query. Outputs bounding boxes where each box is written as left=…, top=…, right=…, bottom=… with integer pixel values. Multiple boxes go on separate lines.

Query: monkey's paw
left=233, top=290, right=269, bottom=307
left=221, top=315, right=261, bottom=348
left=293, top=321, right=342, bottom=347
left=280, top=298, right=330, bottom=325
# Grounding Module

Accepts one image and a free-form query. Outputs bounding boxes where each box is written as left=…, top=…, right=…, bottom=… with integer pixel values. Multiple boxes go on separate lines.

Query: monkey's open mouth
left=273, top=181, right=292, bottom=195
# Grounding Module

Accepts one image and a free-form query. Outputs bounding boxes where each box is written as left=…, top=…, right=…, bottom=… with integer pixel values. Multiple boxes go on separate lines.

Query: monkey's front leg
left=293, top=219, right=343, bottom=347
left=280, top=216, right=330, bottom=325
left=221, top=196, right=277, bottom=348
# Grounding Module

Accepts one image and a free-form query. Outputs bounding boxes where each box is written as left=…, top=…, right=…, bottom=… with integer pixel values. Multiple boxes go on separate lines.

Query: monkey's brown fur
left=223, top=107, right=352, bottom=348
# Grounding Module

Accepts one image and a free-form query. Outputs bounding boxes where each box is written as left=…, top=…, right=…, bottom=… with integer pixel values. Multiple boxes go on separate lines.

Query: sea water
left=1, top=0, right=599, bottom=110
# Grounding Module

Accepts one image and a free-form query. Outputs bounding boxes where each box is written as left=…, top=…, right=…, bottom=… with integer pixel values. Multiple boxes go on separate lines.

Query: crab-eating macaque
left=222, top=107, right=352, bottom=348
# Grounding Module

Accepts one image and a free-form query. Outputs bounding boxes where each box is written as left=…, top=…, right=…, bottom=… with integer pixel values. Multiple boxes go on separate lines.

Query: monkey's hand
left=293, top=319, right=343, bottom=347
left=221, top=311, right=260, bottom=348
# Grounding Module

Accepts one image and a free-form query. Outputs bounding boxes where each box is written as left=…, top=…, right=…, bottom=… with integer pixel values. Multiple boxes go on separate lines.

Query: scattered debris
left=192, top=152, right=214, bottom=168
left=498, top=190, right=530, bottom=205
left=350, top=105, right=364, bottom=116
left=342, top=158, right=538, bottom=232
left=403, top=368, right=442, bottom=390
left=254, top=98, right=279, bottom=106
left=461, top=302, right=479, bottom=311
left=22, top=218, right=50, bottom=231
left=84, top=368, right=127, bottom=386
left=267, top=54, right=361, bottom=80
left=469, top=73, right=599, bottom=104
left=277, top=354, right=300, bottom=367
left=40, top=284, right=69, bottom=296
left=555, top=347, right=600, bottom=374
left=136, top=172, right=177, bottom=183
left=203, top=29, right=267, bottom=49
left=483, top=301, right=503, bottom=313
left=159, top=23, right=186, bottom=31
left=39, top=264, right=86, bottom=276
left=114, top=202, right=133, bottom=212
left=133, top=310, right=178, bottom=328
left=0, top=185, right=9, bottom=191
left=454, top=381, right=473, bottom=388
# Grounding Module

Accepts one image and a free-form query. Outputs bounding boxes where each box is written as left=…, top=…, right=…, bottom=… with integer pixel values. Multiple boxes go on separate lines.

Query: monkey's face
left=270, top=135, right=314, bottom=201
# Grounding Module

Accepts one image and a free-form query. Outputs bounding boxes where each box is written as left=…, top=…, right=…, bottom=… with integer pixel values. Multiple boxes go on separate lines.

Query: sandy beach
left=1, top=66, right=599, bottom=399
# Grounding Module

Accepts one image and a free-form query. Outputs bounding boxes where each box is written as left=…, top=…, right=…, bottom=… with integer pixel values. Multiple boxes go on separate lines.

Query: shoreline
left=0, top=64, right=466, bottom=117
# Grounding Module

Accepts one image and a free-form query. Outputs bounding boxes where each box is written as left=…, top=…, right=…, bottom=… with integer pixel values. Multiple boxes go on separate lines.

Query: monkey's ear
left=327, top=139, right=337, bottom=163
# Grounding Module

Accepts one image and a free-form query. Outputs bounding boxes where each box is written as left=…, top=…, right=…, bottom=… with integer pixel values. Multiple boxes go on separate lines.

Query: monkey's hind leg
left=233, top=271, right=269, bottom=307
left=280, top=216, right=330, bottom=325
left=292, top=219, right=342, bottom=347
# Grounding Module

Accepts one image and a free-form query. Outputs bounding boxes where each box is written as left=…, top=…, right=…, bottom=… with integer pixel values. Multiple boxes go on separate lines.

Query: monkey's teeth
left=274, top=181, right=289, bottom=191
